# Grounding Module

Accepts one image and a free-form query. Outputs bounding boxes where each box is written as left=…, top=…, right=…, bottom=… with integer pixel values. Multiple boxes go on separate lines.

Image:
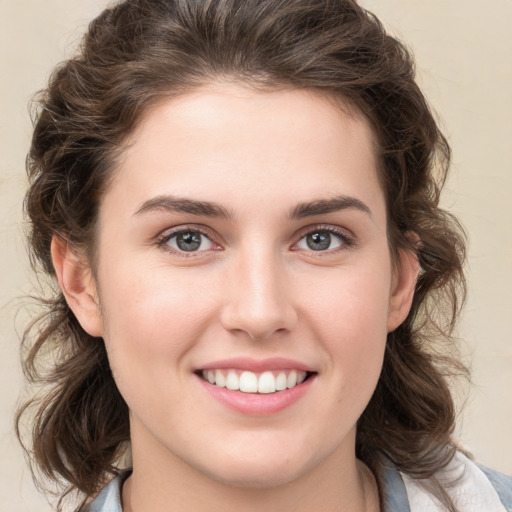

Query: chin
left=191, top=441, right=324, bottom=490
left=202, top=460, right=309, bottom=490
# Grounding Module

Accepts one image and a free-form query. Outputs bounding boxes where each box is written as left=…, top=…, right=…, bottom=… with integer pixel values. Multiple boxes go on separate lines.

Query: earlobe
left=387, top=245, right=420, bottom=333
left=51, top=235, right=103, bottom=337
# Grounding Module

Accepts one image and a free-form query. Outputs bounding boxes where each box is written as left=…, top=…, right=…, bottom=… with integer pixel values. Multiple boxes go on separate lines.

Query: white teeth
left=215, top=369, right=226, bottom=388
left=297, top=371, right=307, bottom=384
left=276, top=372, right=287, bottom=391
left=225, top=370, right=239, bottom=391
left=201, top=369, right=310, bottom=394
left=258, top=371, right=276, bottom=394
left=287, top=370, right=297, bottom=388
left=239, top=371, right=258, bottom=392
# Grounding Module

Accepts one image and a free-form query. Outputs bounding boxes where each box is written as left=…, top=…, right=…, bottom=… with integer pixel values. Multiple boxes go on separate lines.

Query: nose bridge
left=221, top=241, right=296, bottom=339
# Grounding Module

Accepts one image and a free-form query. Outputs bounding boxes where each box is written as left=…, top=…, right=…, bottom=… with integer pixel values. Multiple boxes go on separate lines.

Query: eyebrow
left=133, top=195, right=232, bottom=219
left=289, top=195, right=372, bottom=219
left=133, top=194, right=372, bottom=220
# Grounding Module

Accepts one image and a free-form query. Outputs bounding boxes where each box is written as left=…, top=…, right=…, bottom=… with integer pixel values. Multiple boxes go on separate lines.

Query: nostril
left=219, top=309, right=298, bottom=341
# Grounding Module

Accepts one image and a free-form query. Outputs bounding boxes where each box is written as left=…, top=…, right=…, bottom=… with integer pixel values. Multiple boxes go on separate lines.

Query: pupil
left=307, top=231, right=331, bottom=251
left=177, top=231, right=201, bottom=251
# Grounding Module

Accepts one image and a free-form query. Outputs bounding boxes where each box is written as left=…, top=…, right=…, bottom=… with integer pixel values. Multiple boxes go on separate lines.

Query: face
left=62, top=84, right=417, bottom=488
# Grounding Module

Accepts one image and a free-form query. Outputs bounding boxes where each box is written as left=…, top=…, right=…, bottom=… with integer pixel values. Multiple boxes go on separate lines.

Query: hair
left=18, top=0, right=467, bottom=510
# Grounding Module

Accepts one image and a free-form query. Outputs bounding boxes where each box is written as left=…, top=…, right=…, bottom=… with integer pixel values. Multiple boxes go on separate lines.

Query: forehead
left=107, top=84, right=384, bottom=220
left=127, top=83, right=376, bottom=156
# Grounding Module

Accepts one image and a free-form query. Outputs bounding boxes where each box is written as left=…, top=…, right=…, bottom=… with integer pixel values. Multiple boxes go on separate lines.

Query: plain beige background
left=1, top=1, right=511, bottom=510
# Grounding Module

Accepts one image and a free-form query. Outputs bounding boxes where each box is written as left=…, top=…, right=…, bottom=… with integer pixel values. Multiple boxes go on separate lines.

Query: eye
left=162, top=229, right=217, bottom=253
left=295, top=229, right=349, bottom=252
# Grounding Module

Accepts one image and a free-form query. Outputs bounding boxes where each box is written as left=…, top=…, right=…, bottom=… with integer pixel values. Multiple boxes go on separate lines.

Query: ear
left=387, top=243, right=420, bottom=333
left=51, top=235, right=103, bottom=337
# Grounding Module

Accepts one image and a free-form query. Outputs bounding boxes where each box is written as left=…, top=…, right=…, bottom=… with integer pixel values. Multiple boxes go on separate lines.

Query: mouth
left=197, top=369, right=315, bottom=394
left=195, top=359, right=317, bottom=415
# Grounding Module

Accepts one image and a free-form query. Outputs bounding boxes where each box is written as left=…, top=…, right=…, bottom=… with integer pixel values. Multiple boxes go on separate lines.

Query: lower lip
left=197, top=375, right=315, bottom=416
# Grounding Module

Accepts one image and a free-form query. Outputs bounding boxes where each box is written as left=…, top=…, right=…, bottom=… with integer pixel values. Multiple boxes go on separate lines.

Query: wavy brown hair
left=18, top=0, right=467, bottom=510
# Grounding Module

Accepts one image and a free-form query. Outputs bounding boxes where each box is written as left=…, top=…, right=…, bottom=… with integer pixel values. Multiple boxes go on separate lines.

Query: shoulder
left=80, top=471, right=130, bottom=512
left=380, top=451, right=512, bottom=512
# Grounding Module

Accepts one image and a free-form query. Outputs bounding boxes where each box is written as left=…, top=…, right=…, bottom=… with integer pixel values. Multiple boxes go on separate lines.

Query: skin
left=52, top=84, right=418, bottom=512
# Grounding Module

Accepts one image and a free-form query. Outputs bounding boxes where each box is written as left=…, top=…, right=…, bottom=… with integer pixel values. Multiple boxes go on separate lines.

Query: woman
left=17, top=0, right=512, bottom=511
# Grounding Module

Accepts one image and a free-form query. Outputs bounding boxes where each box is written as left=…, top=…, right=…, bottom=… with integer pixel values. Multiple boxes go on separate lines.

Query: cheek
left=96, top=270, right=206, bottom=426
left=305, top=263, right=392, bottom=338
left=96, top=263, right=218, bottom=392
left=100, top=260, right=213, bottom=338
left=300, top=264, right=391, bottom=387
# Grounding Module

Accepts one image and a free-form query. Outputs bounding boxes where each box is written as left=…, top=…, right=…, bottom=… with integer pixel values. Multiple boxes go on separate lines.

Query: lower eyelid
left=156, top=226, right=354, bottom=254
left=171, top=233, right=211, bottom=248
left=158, top=228, right=218, bottom=252
left=296, top=228, right=353, bottom=246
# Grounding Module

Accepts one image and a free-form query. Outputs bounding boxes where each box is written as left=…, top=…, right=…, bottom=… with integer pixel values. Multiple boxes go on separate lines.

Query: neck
left=122, top=427, right=380, bottom=512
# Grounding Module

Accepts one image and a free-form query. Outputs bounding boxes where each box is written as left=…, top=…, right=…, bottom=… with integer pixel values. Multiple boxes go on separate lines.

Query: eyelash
left=294, top=225, right=355, bottom=252
left=156, top=224, right=355, bottom=257
left=157, top=225, right=219, bottom=257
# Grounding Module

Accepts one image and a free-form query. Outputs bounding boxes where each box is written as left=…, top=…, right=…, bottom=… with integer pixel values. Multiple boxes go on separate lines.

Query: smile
left=200, top=369, right=310, bottom=394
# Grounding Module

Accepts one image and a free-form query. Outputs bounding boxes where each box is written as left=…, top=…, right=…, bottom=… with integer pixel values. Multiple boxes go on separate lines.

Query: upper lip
left=198, top=357, right=316, bottom=373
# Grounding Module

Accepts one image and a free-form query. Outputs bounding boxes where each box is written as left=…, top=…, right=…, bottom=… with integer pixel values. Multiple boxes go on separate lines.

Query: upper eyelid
left=155, top=223, right=355, bottom=249
left=295, top=224, right=354, bottom=240
left=157, top=226, right=220, bottom=257
left=292, top=225, right=357, bottom=253
left=157, top=224, right=217, bottom=242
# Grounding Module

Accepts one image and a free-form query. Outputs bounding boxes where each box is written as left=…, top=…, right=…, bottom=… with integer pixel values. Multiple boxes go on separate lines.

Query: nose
left=220, top=248, right=298, bottom=340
